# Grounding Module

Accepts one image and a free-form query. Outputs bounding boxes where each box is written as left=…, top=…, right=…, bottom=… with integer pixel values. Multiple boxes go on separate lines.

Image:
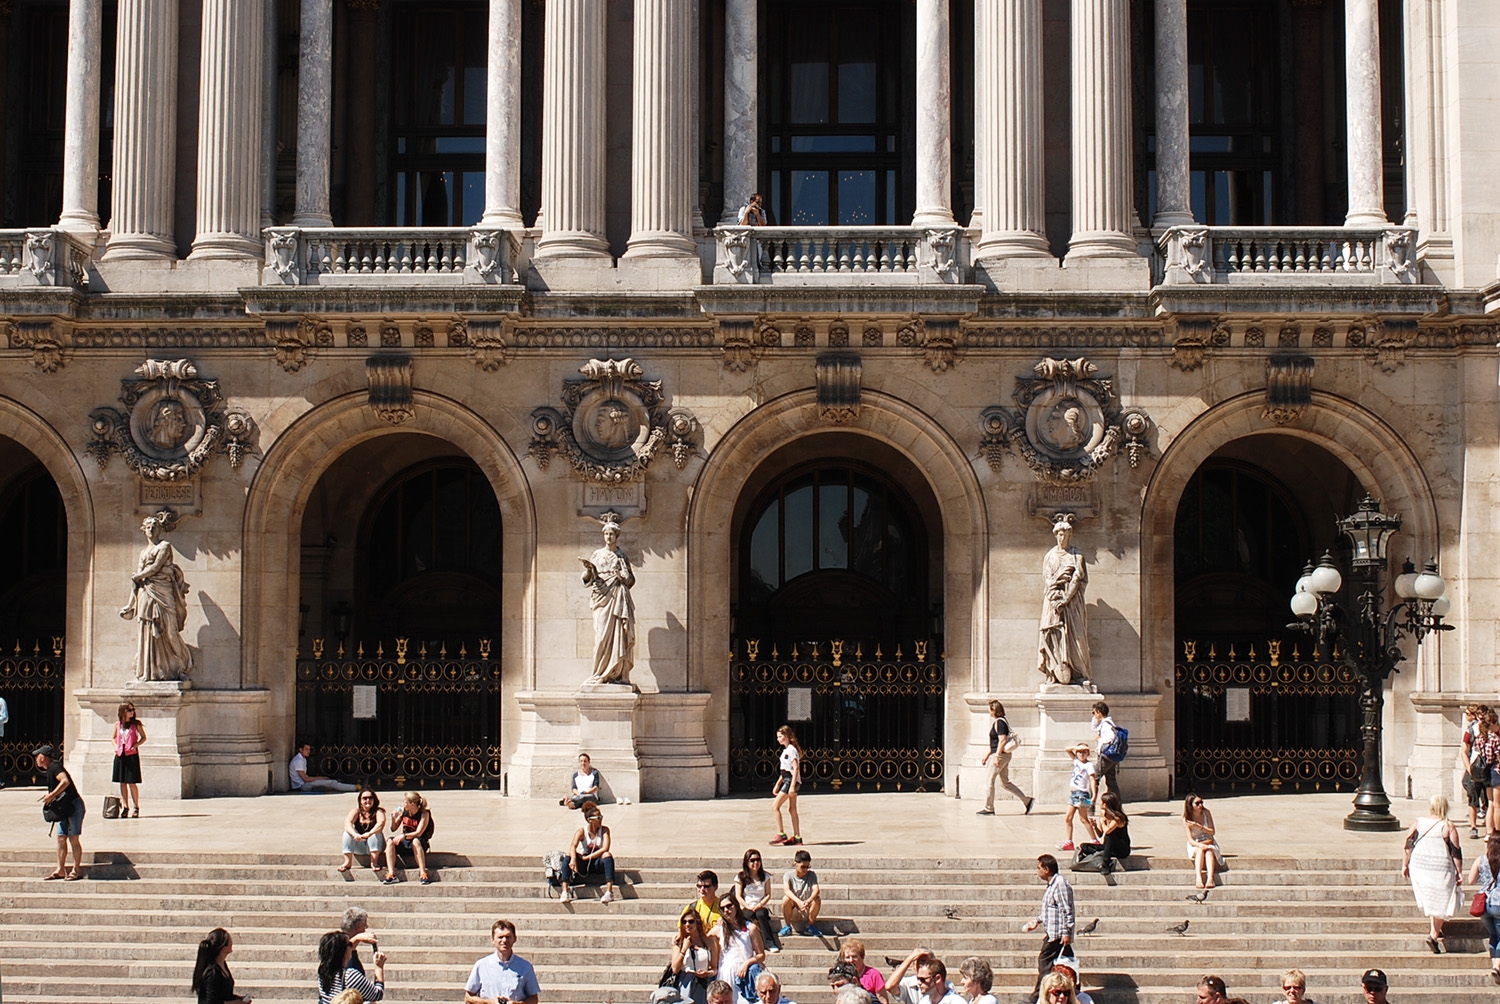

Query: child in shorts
left=1060, top=742, right=1099, bottom=851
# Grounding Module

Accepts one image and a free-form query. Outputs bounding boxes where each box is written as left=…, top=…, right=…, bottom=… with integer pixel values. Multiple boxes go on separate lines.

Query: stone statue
left=119, top=511, right=193, bottom=682
left=1037, top=513, right=1091, bottom=687
left=579, top=512, right=636, bottom=687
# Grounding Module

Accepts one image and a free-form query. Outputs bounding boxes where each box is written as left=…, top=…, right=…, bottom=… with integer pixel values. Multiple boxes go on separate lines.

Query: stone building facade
left=1, top=0, right=1497, bottom=806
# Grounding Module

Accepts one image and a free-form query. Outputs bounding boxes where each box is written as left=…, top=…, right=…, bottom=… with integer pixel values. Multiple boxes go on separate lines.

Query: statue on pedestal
left=1037, top=513, right=1091, bottom=688
left=120, top=510, right=193, bottom=682
left=580, top=512, right=636, bottom=688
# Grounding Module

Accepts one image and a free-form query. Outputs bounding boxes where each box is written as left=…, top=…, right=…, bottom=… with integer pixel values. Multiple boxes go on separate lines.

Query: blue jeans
left=56, top=799, right=86, bottom=837
left=1484, top=911, right=1500, bottom=958
left=342, top=831, right=387, bottom=855
left=561, top=854, right=614, bottom=884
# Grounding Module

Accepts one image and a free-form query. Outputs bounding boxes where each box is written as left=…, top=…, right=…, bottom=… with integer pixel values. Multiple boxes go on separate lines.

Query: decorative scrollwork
left=87, top=359, right=247, bottom=481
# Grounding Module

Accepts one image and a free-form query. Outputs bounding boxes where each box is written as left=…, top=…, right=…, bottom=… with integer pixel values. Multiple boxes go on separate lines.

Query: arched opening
left=0, top=443, right=67, bottom=787
left=728, top=436, right=944, bottom=792
left=296, top=434, right=503, bottom=789
left=1172, top=435, right=1367, bottom=794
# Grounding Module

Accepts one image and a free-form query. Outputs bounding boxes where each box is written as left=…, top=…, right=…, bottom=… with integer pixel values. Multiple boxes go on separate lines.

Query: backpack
left=1101, top=724, right=1130, bottom=762
left=543, top=849, right=566, bottom=890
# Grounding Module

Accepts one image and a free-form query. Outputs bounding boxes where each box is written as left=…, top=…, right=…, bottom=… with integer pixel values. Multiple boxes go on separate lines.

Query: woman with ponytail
left=190, top=928, right=251, bottom=1004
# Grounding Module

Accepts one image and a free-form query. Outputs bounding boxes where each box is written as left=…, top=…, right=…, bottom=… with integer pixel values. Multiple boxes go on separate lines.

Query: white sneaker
left=559, top=888, right=573, bottom=903
left=600, top=889, right=614, bottom=904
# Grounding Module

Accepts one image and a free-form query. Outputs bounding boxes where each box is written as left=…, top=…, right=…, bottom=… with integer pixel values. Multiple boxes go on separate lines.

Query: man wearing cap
left=34, top=744, right=85, bottom=880
left=1359, top=969, right=1389, bottom=1004
left=828, top=962, right=861, bottom=990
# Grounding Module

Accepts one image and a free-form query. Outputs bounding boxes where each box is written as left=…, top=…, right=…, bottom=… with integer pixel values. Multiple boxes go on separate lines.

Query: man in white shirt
left=885, top=950, right=964, bottom=1004
left=1089, top=702, right=1119, bottom=799
left=288, top=741, right=356, bottom=793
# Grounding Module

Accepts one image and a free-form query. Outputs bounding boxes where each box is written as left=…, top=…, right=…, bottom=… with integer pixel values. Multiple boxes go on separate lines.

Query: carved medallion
left=981, top=356, right=1151, bottom=485
left=530, top=358, right=697, bottom=483
left=88, top=359, right=256, bottom=480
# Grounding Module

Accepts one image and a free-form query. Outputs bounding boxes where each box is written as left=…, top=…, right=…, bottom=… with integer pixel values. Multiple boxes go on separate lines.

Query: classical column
left=535, top=0, right=608, bottom=257
left=293, top=0, right=333, bottom=226
left=1066, top=0, right=1137, bottom=258
left=481, top=0, right=524, bottom=227
left=260, top=0, right=278, bottom=229
left=190, top=0, right=265, bottom=258
left=719, top=0, right=756, bottom=224
left=344, top=0, right=380, bottom=225
left=58, top=0, right=103, bottom=232
left=625, top=0, right=696, bottom=255
left=974, top=0, right=1050, bottom=256
left=1343, top=0, right=1385, bottom=226
left=1152, top=0, right=1192, bottom=227
left=103, top=0, right=179, bottom=261
left=912, top=0, right=955, bottom=227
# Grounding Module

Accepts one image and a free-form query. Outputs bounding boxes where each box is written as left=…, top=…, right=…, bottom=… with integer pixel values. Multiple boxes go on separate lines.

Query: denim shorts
left=1069, top=791, right=1093, bottom=808
left=55, top=799, right=86, bottom=837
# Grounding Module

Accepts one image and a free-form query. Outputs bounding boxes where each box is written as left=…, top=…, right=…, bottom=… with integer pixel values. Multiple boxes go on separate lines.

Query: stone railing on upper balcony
left=0, top=229, right=93, bottom=290
left=712, top=225, right=970, bottom=285
left=1157, top=225, right=1419, bottom=286
left=261, top=227, right=523, bottom=286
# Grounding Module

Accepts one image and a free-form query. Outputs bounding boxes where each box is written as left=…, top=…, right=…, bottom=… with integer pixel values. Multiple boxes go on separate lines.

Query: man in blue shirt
left=465, top=919, right=540, bottom=1004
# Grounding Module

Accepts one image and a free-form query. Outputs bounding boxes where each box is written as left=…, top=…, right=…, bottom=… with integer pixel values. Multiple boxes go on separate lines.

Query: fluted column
left=1344, top=0, right=1385, bottom=226
left=259, top=0, right=278, bottom=229
left=719, top=0, right=756, bottom=224
left=481, top=0, right=524, bottom=227
left=535, top=0, right=608, bottom=257
left=58, top=0, right=103, bottom=232
left=103, top=0, right=179, bottom=261
left=625, top=0, right=696, bottom=255
left=975, top=0, right=1049, bottom=256
left=190, top=0, right=265, bottom=258
left=912, top=0, right=955, bottom=227
left=293, top=0, right=332, bottom=226
left=1066, top=0, right=1137, bottom=258
left=1152, top=0, right=1192, bottom=227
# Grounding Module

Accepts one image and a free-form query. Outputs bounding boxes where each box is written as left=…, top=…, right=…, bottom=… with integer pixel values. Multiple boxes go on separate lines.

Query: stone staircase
left=0, top=850, right=1489, bottom=1004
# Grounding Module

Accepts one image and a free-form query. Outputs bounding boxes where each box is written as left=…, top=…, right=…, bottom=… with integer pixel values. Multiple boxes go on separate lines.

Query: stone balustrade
left=1158, top=225, right=1419, bottom=285
left=713, top=225, right=969, bottom=285
left=261, top=226, right=522, bottom=285
left=0, top=229, right=92, bottom=289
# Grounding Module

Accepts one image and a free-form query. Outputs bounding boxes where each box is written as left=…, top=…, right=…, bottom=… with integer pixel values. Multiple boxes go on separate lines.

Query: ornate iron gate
left=296, top=637, right=502, bottom=789
left=0, top=638, right=65, bottom=787
left=729, top=639, right=944, bottom=793
left=1174, top=638, right=1361, bottom=793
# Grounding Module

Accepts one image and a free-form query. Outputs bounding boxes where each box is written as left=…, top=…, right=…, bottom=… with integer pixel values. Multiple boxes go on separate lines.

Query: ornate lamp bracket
left=528, top=358, right=697, bottom=482
left=979, top=356, right=1151, bottom=484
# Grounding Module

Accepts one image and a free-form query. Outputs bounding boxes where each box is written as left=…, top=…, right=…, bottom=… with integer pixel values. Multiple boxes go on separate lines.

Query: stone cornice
left=694, top=284, right=986, bottom=318
left=242, top=285, right=529, bottom=317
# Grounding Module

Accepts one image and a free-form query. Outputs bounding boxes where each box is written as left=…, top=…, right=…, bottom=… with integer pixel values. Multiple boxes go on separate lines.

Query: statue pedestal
left=1031, top=688, right=1103, bottom=805
left=575, top=684, right=642, bottom=803
left=72, top=684, right=272, bottom=797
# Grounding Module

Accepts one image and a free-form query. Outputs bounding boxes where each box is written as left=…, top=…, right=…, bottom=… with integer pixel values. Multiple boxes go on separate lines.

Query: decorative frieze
left=510, top=327, right=715, bottom=349
left=265, top=317, right=315, bottom=372
left=720, top=318, right=757, bottom=373
left=964, top=326, right=1165, bottom=349
left=815, top=355, right=862, bottom=424
left=980, top=356, right=1151, bottom=484
left=9, top=320, right=64, bottom=372
left=366, top=355, right=414, bottom=424
left=1263, top=355, right=1314, bottom=425
left=1370, top=318, right=1417, bottom=373
left=467, top=319, right=509, bottom=371
left=922, top=318, right=958, bottom=373
left=87, top=359, right=255, bottom=480
left=528, top=358, right=697, bottom=482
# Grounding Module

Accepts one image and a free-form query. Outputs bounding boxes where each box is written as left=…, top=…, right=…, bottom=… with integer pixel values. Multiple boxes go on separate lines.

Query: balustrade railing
left=1158, top=225, right=1418, bottom=285
left=713, top=226, right=968, bottom=284
left=262, top=226, right=521, bottom=286
left=0, top=229, right=92, bottom=289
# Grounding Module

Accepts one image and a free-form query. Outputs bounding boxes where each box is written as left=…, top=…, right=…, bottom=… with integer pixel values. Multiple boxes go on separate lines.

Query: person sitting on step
left=339, top=791, right=387, bottom=876
left=560, top=752, right=602, bottom=808
left=290, top=741, right=357, bottom=794
left=1072, top=792, right=1130, bottom=875
left=778, top=849, right=823, bottom=938
left=557, top=801, right=616, bottom=903
left=383, top=791, right=433, bottom=885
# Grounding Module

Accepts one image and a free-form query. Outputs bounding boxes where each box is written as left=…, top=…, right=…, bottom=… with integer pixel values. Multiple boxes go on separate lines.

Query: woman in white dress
left=1402, top=793, right=1463, bottom=953
left=1183, top=795, right=1223, bottom=889
left=669, top=910, right=719, bottom=1004
left=713, top=895, right=767, bottom=1004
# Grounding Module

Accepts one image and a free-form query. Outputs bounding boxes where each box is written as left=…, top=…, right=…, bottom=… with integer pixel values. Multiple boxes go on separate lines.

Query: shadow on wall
left=1087, top=597, right=1143, bottom=692
left=194, top=592, right=243, bottom=684
left=644, top=610, right=687, bottom=691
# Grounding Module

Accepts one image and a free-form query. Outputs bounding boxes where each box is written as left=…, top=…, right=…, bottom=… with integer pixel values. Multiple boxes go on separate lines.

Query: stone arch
left=1140, top=390, right=1440, bottom=727
left=242, top=390, right=535, bottom=789
left=687, top=389, right=989, bottom=793
left=0, top=396, right=96, bottom=753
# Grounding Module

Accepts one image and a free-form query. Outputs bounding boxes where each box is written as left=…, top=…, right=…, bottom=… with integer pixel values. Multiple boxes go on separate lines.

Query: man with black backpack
left=35, top=743, right=85, bottom=880
left=1090, top=702, right=1128, bottom=800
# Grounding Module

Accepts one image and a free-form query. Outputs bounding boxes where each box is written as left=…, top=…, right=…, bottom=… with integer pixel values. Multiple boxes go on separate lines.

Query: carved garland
left=87, top=359, right=256, bottom=480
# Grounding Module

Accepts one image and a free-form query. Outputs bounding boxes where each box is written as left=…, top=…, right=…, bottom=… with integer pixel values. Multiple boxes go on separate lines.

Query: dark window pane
left=791, top=171, right=829, bottom=225
left=750, top=506, right=781, bottom=590
left=818, top=481, right=848, bottom=569
left=837, top=10, right=877, bottom=123
left=783, top=482, right=815, bottom=580
left=789, top=10, right=830, bottom=124
left=838, top=170, right=876, bottom=224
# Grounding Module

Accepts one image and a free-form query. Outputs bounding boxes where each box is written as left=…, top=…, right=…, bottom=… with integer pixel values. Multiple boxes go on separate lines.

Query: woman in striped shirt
left=317, top=930, right=385, bottom=1004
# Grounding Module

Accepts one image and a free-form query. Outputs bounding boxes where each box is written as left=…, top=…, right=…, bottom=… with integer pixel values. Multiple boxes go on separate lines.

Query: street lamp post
left=1288, top=496, right=1452, bottom=832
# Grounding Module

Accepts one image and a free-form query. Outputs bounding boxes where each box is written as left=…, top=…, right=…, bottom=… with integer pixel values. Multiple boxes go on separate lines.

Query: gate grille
left=295, top=637, right=502, bottom=789
left=1174, top=638, right=1361, bottom=793
left=0, top=638, right=64, bottom=787
left=729, top=639, right=944, bottom=793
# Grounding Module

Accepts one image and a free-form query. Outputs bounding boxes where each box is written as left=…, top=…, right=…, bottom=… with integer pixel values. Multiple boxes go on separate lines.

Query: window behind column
left=762, top=0, right=912, bottom=226
left=389, top=3, right=487, bottom=227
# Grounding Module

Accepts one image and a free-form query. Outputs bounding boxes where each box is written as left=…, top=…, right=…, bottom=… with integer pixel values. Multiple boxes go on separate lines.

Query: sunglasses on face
left=1047, top=991, right=1072, bottom=1000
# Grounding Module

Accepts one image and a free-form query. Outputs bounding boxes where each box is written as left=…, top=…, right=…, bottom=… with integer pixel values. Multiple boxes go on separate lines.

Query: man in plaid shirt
left=1022, top=854, right=1075, bottom=993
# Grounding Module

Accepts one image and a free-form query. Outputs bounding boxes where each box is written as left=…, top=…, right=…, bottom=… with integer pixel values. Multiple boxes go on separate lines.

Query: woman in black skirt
left=112, top=702, right=145, bottom=817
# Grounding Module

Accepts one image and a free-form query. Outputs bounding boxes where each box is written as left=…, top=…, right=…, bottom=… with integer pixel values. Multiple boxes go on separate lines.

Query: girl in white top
left=714, top=895, right=767, bottom=1004
left=1183, top=794, right=1223, bottom=889
left=559, top=802, right=616, bottom=903
left=771, top=725, right=803, bottom=846
left=671, top=909, right=720, bottom=1004
left=733, top=848, right=782, bottom=953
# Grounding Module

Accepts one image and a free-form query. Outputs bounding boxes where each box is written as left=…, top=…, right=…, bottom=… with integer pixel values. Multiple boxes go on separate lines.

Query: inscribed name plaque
left=353, top=685, right=378, bottom=720
left=138, top=478, right=200, bottom=515
left=580, top=481, right=644, bottom=520
left=1225, top=687, right=1251, bottom=722
left=786, top=687, right=813, bottom=722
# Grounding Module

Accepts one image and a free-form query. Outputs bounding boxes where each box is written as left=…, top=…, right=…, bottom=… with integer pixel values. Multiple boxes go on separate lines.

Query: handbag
left=1472, top=892, right=1488, bottom=917
left=42, top=801, right=62, bottom=823
left=103, top=795, right=123, bottom=819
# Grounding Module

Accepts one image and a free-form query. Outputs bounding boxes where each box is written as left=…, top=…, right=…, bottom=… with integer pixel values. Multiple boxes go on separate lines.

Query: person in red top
left=384, top=791, right=433, bottom=885
left=113, top=702, right=146, bottom=818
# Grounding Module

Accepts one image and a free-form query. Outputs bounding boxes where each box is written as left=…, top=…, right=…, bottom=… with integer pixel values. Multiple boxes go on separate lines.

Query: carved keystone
left=367, top=356, right=415, bottom=425
left=816, top=355, right=862, bottom=424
